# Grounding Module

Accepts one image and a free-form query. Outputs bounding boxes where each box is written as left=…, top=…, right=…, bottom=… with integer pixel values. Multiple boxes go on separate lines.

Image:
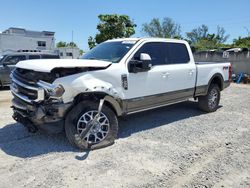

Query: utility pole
left=71, top=30, right=74, bottom=59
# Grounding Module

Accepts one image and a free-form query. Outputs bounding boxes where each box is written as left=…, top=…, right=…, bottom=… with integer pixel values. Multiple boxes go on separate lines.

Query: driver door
left=124, top=42, right=171, bottom=112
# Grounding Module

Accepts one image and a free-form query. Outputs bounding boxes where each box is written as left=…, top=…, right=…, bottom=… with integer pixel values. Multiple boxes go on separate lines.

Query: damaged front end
left=10, top=68, right=72, bottom=133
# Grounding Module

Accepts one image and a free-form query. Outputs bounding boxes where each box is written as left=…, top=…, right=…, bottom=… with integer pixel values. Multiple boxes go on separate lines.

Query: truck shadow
left=0, top=123, right=77, bottom=158
left=0, top=101, right=212, bottom=159
left=118, top=101, right=210, bottom=138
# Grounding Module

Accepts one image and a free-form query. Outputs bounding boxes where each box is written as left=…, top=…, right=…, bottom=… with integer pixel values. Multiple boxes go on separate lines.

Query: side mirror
left=140, top=53, right=151, bottom=61
left=129, top=53, right=152, bottom=73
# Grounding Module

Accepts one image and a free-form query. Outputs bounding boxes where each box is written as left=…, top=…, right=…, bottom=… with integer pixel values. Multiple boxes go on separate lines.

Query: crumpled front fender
left=53, top=74, right=123, bottom=114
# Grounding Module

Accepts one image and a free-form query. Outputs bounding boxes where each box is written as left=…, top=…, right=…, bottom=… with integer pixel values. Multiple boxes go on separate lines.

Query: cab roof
left=106, top=37, right=188, bottom=44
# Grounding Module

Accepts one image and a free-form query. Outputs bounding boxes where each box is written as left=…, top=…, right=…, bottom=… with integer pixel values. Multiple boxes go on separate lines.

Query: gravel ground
left=0, top=84, right=250, bottom=188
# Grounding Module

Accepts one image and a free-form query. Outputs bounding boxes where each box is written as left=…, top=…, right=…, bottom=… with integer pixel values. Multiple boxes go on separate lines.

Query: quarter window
left=29, top=55, right=40, bottom=59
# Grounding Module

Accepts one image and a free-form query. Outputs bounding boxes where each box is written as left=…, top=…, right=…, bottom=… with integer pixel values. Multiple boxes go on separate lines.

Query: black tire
left=65, top=100, right=118, bottom=150
left=198, top=84, right=220, bottom=112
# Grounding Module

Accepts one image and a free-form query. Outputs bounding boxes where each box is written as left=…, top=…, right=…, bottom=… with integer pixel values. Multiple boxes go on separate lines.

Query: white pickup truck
left=10, top=38, right=231, bottom=149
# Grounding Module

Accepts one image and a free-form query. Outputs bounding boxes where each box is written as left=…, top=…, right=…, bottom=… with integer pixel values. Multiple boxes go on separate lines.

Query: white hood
left=15, top=59, right=112, bottom=72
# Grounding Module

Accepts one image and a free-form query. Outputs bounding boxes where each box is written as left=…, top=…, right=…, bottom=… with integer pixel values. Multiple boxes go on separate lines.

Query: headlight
left=48, top=85, right=65, bottom=98
left=37, top=81, right=65, bottom=98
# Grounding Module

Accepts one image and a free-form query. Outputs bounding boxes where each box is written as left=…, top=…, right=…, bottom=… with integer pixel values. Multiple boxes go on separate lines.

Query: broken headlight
left=38, top=81, right=65, bottom=98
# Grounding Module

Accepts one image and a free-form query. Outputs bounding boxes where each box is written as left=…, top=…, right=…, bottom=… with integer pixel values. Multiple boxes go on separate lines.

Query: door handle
left=162, top=72, right=170, bottom=78
left=188, top=70, right=195, bottom=75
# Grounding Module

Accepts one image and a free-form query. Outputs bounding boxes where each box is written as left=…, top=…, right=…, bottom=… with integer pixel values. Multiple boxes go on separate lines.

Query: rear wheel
left=198, top=84, right=220, bottom=112
left=65, top=100, right=118, bottom=150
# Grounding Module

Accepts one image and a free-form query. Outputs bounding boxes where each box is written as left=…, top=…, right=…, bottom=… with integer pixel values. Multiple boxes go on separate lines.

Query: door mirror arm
left=128, top=53, right=152, bottom=73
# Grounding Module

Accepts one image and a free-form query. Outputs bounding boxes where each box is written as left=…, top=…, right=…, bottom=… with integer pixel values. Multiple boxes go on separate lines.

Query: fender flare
left=103, top=95, right=123, bottom=116
left=73, top=92, right=124, bottom=116
left=205, top=73, right=224, bottom=94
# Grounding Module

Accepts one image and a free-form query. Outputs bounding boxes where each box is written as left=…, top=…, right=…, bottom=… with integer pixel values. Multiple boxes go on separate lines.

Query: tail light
left=228, top=64, right=232, bottom=81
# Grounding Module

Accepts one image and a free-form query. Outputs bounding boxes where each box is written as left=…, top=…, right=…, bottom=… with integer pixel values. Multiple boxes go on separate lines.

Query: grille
left=11, top=69, right=45, bottom=103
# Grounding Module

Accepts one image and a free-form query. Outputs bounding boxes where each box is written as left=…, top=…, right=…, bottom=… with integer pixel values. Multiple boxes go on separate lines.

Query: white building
left=0, top=27, right=55, bottom=55
left=56, top=47, right=81, bottom=59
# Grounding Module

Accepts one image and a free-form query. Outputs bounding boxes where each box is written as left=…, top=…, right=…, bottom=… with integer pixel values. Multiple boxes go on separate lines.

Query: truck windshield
left=82, top=41, right=135, bottom=63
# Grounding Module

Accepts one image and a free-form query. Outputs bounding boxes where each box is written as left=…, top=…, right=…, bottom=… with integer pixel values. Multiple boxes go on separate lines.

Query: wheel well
left=210, top=76, right=223, bottom=90
left=73, top=92, right=120, bottom=116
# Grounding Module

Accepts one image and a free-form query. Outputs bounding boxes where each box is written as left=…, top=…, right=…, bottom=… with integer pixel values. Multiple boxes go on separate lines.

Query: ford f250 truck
left=10, top=38, right=231, bottom=149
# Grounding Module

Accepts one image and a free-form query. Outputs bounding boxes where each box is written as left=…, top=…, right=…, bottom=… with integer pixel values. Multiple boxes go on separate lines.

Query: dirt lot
left=0, top=84, right=250, bottom=188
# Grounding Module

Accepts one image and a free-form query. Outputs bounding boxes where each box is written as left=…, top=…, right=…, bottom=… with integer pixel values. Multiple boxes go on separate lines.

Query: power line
left=179, top=17, right=250, bottom=25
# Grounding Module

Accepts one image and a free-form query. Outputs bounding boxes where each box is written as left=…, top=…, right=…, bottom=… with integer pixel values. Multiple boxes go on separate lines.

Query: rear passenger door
left=161, top=42, right=196, bottom=95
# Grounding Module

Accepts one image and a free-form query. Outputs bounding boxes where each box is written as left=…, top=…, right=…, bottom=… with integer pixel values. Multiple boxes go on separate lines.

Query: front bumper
left=12, top=97, right=72, bottom=133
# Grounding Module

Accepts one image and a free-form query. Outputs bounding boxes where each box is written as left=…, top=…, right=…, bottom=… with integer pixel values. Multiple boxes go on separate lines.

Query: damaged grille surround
left=10, top=69, right=65, bottom=103
left=10, top=68, right=72, bottom=132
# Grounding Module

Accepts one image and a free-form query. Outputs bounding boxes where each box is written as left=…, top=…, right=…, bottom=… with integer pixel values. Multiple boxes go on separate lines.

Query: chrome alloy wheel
left=208, top=88, right=218, bottom=109
left=77, top=111, right=110, bottom=144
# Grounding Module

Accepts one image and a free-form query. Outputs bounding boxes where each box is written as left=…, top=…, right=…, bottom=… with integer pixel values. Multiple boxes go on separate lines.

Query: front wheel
left=65, top=100, right=118, bottom=150
left=198, top=84, right=221, bottom=112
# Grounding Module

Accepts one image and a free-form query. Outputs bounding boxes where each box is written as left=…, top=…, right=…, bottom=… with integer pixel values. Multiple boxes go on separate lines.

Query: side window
left=4, top=55, right=26, bottom=65
left=133, top=42, right=190, bottom=66
left=29, top=55, right=40, bottom=59
left=37, top=41, right=46, bottom=47
left=41, top=55, right=59, bottom=59
left=134, top=42, right=167, bottom=66
left=166, top=43, right=190, bottom=64
left=66, top=52, right=73, bottom=57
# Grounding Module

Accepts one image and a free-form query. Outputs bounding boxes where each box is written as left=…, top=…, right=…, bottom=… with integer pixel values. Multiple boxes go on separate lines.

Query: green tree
left=216, top=26, right=229, bottom=43
left=67, top=42, right=77, bottom=47
left=79, top=49, right=84, bottom=56
left=233, top=37, right=250, bottom=48
left=56, top=41, right=67, bottom=48
left=56, top=41, right=78, bottom=48
left=142, top=17, right=181, bottom=38
left=88, top=36, right=96, bottom=50
left=186, top=25, right=209, bottom=44
left=186, top=25, right=229, bottom=51
left=88, top=14, right=137, bottom=49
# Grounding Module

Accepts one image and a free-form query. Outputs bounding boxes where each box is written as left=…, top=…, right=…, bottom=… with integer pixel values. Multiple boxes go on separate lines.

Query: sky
left=0, top=0, right=250, bottom=51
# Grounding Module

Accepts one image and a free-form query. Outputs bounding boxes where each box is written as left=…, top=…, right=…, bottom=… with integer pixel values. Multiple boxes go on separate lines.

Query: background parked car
left=0, top=53, right=60, bottom=87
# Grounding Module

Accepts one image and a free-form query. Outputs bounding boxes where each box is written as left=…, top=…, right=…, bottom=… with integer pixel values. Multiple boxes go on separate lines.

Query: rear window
left=40, top=55, right=60, bottom=59
left=29, top=55, right=40, bottom=59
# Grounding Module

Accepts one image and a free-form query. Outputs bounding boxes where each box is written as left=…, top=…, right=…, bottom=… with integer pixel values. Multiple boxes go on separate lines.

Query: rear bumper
left=12, top=98, right=72, bottom=133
